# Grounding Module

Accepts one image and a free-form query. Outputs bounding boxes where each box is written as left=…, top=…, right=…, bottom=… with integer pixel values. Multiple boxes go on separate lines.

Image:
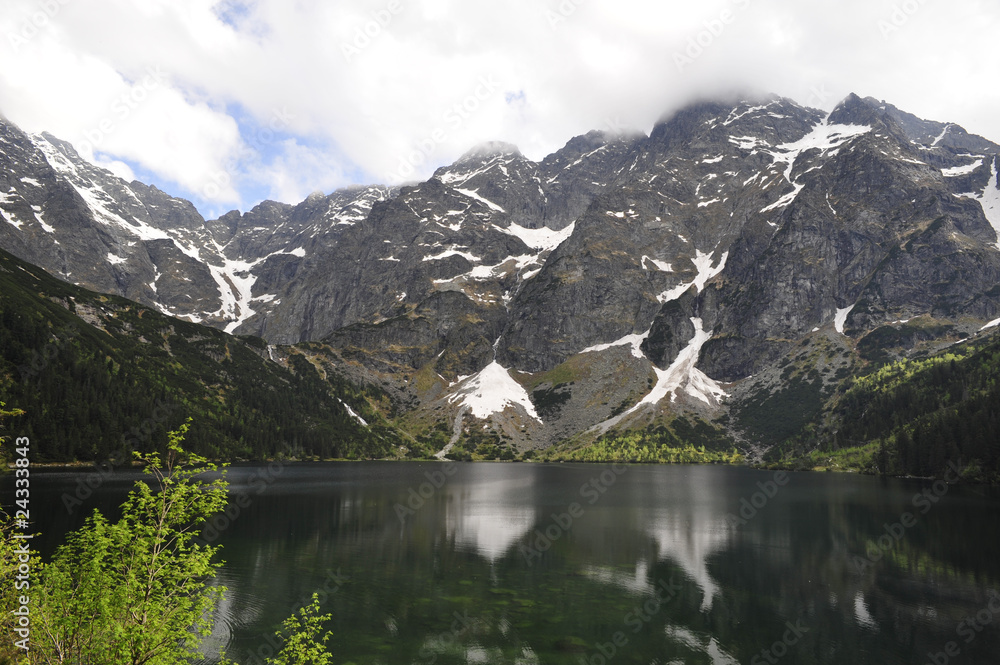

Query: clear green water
left=19, top=462, right=1000, bottom=664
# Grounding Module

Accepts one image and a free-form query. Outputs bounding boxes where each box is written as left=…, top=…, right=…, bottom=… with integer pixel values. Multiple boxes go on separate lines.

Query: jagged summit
left=456, top=141, right=523, bottom=163
left=827, top=92, right=896, bottom=129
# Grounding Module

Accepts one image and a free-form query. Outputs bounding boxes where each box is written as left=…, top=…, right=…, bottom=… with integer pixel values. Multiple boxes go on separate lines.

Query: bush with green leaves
left=0, top=416, right=336, bottom=664
left=30, top=420, right=229, bottom=664
left=221, top=594, right=333, bottom=665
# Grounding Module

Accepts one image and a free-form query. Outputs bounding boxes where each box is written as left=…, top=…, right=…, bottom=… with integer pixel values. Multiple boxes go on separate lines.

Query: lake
left=15, top=462, right=1000, bottom=664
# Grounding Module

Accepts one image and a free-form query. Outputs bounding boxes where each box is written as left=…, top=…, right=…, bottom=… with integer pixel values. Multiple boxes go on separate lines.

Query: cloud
left=1, top=0, right=998, bottom=218
left=0, top=3, right=244, bottom=204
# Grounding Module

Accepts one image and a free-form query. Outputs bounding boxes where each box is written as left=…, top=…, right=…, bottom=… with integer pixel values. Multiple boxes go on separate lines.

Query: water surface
left=17, top=462, right=1000, bottom=664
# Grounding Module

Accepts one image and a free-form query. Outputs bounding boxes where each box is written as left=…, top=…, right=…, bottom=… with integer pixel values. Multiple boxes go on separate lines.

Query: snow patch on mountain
left=958, top=157, right=1000, bottom=249
left=691, top=249, right=728, bottom=293
left=434, top=254, right=540, bottom=285
left=723, top=101, right=777, bottom=126
left=768, top=120, right=873, bottom=183
left=454, top=187, right=505, bottom=212
left=208, top=259, right=258, bottom=334
left=642, top=256, right=672, bottom=272
left=203, top=245, right=316, bottom=333
left=581, top=329, right=650, bottom=359
left=656, top=250, right=727, bottom=304
left=623, top=318, right=724, bottom=409
left=423, top=248, right=481, bottom=263
left=730, top=136, right=767, bottom=151
left=447, top=361, right=540, bottom=422
left=941, top=159, right=983, bottom=177
left=1, top=208, right=22, bottom=229
left=34, top=134, right=176, bottom=245
left=502, top=222, right=575, bottom=252
left=761, top=183, right=804, bottom=212
left=468, top=255, right=537, bottom=280
left=438, top=159, right=505, bottom=186
left=338, top=399, right=369, bottom=427
left=428, top=222, right=574, bottom=292
left=658, top=282, right=691, bottom=304
left=593, top=318, right=725, bottom=433
left=323, top=186, right=393, bottom=227
left=834, top=305, right=855, bottom=334
left=931, top=124, right=951, bottom=146
left=27, top=206, right=53, bottom=232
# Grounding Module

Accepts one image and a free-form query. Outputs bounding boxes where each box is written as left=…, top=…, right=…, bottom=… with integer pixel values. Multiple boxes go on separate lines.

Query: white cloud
left=1, top=0, right=998, bottom=217
left=0, top=5, right=244, bottom=203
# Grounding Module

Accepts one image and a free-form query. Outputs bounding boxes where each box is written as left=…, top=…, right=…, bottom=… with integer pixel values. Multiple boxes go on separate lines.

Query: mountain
left=2, top=92, right=1000, bottom=472
left=0, top=120, right=397, bottom=333
left=0, top=245, right=401, bottom=462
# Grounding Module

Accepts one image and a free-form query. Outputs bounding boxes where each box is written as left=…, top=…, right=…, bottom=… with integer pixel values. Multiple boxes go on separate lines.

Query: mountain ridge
left=2, top=91, right=1000, bottom=467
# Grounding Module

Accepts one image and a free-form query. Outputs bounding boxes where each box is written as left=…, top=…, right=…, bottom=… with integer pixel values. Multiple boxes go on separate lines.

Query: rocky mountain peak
left=456, top=141, right=523, bottom=164
left=828, top=92, right=888, bottom=125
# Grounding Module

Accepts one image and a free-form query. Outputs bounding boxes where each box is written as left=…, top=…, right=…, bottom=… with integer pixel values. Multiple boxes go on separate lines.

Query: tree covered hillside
left=764, top=328, right=1000, bottom=482
left=0, top=247, right=402, bottom=462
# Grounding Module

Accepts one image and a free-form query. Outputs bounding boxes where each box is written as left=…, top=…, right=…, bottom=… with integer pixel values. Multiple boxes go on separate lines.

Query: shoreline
left=11, top=457, right=997, bottom=485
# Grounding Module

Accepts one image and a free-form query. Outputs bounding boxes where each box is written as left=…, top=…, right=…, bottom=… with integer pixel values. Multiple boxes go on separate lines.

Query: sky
left=1, top=0, right=998, bottom=220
